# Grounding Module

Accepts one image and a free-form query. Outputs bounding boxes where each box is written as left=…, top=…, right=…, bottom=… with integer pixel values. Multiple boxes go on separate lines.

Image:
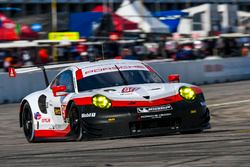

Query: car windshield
left=77, top=70, right=164, bottom=92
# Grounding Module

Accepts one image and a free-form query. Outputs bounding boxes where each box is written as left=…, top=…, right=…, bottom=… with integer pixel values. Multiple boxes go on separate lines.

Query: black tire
left=69, top=104, right=83, bottom=141
left=22, top=103, right=35, bottom=142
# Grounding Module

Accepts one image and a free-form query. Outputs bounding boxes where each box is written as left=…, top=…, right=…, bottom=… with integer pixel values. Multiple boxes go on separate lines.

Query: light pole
left=51, top=0, right=57, bottom=32
left=51, top=0, right=58, bottom=62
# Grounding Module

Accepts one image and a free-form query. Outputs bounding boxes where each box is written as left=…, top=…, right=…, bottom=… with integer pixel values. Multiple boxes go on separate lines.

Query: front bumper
left=79, top=95, right=210, bottom=139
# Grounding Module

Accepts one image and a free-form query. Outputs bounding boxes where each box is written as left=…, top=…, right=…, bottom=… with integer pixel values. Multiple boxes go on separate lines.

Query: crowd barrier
left=1, top=57, right=250, bottom=104
left=149, top=57, right=250, bottom=84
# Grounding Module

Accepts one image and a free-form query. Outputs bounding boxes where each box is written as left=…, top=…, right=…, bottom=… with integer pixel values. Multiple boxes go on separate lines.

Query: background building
left=0, top=0, right=249, bottom=31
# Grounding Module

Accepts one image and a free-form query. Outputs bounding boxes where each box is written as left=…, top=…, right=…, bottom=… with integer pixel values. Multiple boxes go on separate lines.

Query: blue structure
left=154, top=10, right=188, bottom=33
left=69, top=12, right=104, bottom=37
left=31, top=24, right=42, bottom=32
left=0, top=7, right=21, bottom=11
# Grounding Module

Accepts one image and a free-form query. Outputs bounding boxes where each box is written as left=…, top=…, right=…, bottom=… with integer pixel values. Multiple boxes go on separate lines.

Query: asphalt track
left=1, top=80, right=250, bottom=167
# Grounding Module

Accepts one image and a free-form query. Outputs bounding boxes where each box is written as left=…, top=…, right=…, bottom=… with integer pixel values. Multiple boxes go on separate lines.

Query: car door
left=47, top=70, right=76, bottom=127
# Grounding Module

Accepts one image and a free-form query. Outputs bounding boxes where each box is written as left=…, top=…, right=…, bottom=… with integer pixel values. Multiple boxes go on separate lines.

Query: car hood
left=73, top=83, right=190, bottom=101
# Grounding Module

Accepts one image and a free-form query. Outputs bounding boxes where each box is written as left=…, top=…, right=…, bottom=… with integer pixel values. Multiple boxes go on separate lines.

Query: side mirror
left=52, top=85, right=67, bottom=97
left=168, top=74, right=180, bottom=83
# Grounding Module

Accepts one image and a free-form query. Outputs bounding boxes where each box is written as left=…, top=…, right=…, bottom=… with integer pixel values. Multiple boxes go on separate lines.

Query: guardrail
left=1, top=57, right=250, bottom=104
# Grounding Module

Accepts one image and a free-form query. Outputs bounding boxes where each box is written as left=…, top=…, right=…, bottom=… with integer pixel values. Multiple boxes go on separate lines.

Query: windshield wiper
left=114, top=65, right=128, bottom=85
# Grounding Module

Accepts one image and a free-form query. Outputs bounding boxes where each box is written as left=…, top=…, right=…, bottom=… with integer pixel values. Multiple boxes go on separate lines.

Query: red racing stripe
left=73, top=97, right=92, bottom=106
left=34, top=125, right=71, bottom=138
left=112, top=94, right=183, bottom=107
left=191, top=86, right=203, bottom=94
left=73, top=94, right=183, bottom=107
left=72, top=87, right=203, bottom=107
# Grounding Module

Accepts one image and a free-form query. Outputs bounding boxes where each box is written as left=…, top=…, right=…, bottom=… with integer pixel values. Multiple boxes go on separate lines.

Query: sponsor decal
left=122, top=87, right=140, bottom=93
left=159, top=15, right=181, bottom=20
left=200, top=102, right=206, bottom=107
left=82, top=113, right=96, bottom=118
left=85, top=66, right=116, bottom=75
left=190, top=110, right=197, bottom=114
left=54, top=107, right=61, bottom=116
left=41, top=118, right=51, bottom=123
left=137, top=105, right=173, bottom=113
left=107, top=118, right=116, bottom=123
left=118, top=65, right=146, bottom=70
left=84, top=65, right=147, bottom=76
left=61, top=105, right=67, bottom=119
left=34, top=112, right=41, bottom=120
left=204, top=64, right=224, bottom=72
left=141, top=113, right=172, bottom=119
left=48, top=32, right=80, bottom=41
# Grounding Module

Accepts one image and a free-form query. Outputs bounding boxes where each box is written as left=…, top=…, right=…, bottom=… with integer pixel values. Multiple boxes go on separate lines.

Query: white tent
left=116, top=0, right=169, bottom=33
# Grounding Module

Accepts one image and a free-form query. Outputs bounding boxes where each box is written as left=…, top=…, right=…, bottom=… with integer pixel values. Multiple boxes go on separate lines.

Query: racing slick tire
left=69, top=103, right=83, bottom=141
left=22, top=102, right=36, bottom=143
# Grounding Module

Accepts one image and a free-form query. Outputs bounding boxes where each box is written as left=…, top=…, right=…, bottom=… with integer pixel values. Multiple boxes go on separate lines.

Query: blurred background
left=1, top=0, right=250, bottom=72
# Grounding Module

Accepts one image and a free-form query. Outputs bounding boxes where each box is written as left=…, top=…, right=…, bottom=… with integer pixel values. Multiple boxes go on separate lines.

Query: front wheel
left=22, top=103, right=35, bottom=142
left=69, top=104, right=83, bottom=141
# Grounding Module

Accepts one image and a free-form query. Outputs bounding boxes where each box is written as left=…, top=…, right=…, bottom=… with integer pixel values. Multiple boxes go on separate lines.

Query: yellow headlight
left=92, top=95, right=112, bottom=109
left=179, top=87, right=196, bottom=101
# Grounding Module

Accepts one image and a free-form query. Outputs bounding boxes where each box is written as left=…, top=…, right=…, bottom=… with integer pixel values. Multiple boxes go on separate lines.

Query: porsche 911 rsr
left=9, top=59, right=210, bottom=142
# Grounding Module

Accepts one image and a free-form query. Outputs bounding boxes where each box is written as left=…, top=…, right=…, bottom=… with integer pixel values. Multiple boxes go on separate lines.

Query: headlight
left=179, top=87, right=196, bottom=101
left=92, top=95, right=112, bottom=109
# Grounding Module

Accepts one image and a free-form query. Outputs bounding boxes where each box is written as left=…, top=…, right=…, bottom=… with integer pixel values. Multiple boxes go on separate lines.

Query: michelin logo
left=137, top=105, right=173, bottom=113
left=82, top=113, right=96, bottom=118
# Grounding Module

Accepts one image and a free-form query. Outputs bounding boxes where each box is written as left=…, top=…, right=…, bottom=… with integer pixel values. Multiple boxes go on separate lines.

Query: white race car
left=9, top=59, right=210, bottom=142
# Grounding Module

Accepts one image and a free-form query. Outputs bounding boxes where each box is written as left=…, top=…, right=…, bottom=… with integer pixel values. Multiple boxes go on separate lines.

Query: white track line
left=208, top=99, right=250, bottom=108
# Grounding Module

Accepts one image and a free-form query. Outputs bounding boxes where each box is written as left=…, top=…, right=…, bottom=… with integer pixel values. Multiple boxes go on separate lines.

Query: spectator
left=115, top=48, right=138, bottom=60
left=38, top=48, right=49, bottom=64
left=70, top=44, right=82, bottom=62
left=3, top=56, right=13, bottom=72
left=58, top=40, right=71, bottom=62
left=241, top=44, right=249, bottom=57
left=133, top=43, right=147, bottom=60
left=57, top=47, right=65, bottom=62
left=22, top=50, right=33, bottom=66
left=175, top=45, right=195, bottom=61
left=0, top=50, right=7, bottom=69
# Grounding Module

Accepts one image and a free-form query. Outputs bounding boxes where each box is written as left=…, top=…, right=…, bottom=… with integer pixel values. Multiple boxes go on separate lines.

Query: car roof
left=75, top=59, right=142, bottom=70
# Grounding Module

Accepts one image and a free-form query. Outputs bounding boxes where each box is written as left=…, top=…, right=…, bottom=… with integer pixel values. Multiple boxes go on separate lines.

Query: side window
left=193, top=12, right=204, bottom=31
left=51, top=70, right=74, bottom=92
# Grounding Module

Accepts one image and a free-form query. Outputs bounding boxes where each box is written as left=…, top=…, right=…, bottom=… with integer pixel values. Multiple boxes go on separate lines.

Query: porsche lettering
left=84, top=65, right=148, bottom=76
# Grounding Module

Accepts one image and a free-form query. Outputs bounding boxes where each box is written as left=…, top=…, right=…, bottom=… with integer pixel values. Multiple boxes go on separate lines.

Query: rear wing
left=8, top=62, right=81, bottom=87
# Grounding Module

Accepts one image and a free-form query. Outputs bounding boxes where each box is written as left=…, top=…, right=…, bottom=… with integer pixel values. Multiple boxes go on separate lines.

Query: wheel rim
left=70, top=107, right=81, bottom=138
left=23, top=106, right=33, bottom=141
